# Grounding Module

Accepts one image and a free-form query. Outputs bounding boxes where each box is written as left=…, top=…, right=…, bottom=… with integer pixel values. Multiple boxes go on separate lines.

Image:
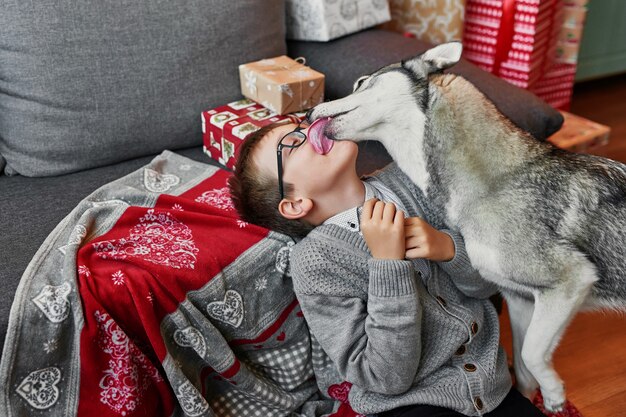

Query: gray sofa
left=0, top=1, right=562, bottom=353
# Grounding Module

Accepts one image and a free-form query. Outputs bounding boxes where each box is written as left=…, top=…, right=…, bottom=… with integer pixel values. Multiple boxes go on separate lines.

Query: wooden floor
left=499, top=72, right=626, bottom=417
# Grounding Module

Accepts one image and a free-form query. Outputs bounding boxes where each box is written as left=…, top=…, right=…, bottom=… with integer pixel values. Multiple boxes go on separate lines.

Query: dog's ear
left=403, top=41, right=463, bottom=76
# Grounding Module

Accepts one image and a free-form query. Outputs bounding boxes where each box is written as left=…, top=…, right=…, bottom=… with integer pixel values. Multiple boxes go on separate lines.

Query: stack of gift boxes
left=202, top=0, right=392, bottom=170
left=462, top=0, right=562, bottom=89
left=201, top=55, right=324, bottom=170
left=462, top=0, right=589, bottom=110
left=202, top=0, right=607, bottom=167
left=531, top=0, right=588, bottom=110
left=460, top=0, right=609, bottom=151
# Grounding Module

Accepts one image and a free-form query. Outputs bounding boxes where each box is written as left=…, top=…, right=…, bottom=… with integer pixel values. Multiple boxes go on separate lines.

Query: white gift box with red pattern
left=462, top=0, right=563, bottom=89
left=530, top=63, right=577, bottom=110
left=201, top=99, right=304, bottom=170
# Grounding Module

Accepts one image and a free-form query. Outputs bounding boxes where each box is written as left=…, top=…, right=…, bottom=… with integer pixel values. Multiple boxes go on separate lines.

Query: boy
left=228, top=120, right=544, bottom=417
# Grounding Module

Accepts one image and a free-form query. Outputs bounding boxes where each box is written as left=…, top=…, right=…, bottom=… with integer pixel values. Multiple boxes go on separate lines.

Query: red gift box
left=201, top=99, right=305, bottom=170
left=547, top=110, right=610, bottom=152
left=462, top=0, right=563, bottom=89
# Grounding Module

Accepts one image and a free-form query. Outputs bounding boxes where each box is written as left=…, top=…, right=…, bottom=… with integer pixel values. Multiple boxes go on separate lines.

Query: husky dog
left=307, top=42, right=626, bottom=411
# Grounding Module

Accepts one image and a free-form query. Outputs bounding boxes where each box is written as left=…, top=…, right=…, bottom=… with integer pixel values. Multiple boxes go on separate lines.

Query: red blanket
left=1, top=152, right=356, bottom=417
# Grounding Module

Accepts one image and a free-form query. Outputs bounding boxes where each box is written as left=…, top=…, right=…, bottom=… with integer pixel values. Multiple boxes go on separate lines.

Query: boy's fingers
left=406, top=247, right=426, bottom=259
left=362, top=198, right=377, bottom=220
left=372, top=200, right=385, bottom=221
left=394, top=209, right=405, bottom=224
left=405, top=236, right=421, bottom=249
left=382, top=202, right=396, bottom=222
left=404, top=216, right=423, bottom=225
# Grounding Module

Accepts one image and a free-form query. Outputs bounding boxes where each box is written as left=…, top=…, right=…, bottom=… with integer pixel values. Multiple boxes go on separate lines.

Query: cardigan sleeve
left=292, top=248, right=422, bottom=395
left=438, top=229, right=499, bottom=299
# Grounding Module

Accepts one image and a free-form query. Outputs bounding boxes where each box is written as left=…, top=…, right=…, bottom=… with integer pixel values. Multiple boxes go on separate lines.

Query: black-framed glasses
left=277, top=122, right=307, bottom=200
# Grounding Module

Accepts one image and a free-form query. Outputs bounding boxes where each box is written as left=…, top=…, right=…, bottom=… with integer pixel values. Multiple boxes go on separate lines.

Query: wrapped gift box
left=554, top=2, right=589, bottom=64
left=382, top=0, right=466, bottom=45
left=531, top=1, right=588, bottom=109
left=285, top=0, right=391, bottom=41
left=462, top=0, right=563, bottom=89
left=530, top=63, right=577, bottom=109
left=239, top=55, right=324, bottom=115
left=547, top=111, right=611, bottom=153
left=201, top=99, right=305, bottom=169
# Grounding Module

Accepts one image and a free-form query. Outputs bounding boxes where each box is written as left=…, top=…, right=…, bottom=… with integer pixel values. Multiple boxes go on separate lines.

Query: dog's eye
left=353, top=76, right=369, bottom=92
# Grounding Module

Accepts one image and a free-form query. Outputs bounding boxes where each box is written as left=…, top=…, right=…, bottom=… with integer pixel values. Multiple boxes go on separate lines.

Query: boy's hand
left=361, top=199, right=405, bottom=260
left=405, top=217, right=455, bottom=262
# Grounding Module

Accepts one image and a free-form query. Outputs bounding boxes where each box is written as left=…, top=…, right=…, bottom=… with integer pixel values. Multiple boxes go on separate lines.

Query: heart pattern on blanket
left=143, top=168, right=180, bottom=193
left=16, top=367, right=61, bottom=410
left=275, top=241, right=294, bottom=276
left=194, top=187, right=235, bottom=211
left=93, top=209, right=199, bottom=270
left=176, top=381, right=209, bottom=417
left=94, top=310, right=162, bottom=414
left=207, top=290, right=244, bottom=328
left=173, top=327, right=207, bottom=358
left=68, top=224, right=87, bottom=246
left=328, top=381, right=353, bottom=403
left=32, top=282, right=71, bottom=323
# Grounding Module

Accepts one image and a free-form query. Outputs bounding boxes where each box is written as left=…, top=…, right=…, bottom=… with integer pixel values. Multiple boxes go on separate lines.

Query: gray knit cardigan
left=290, top=163, right=511, bottom=416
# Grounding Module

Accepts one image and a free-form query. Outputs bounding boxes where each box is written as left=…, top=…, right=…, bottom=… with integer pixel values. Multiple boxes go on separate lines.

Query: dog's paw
left=532, top=389, right=584, bottom=417
left=542, top=397, right=565, bottom=413
left=539, top=388, right=565, bottom=413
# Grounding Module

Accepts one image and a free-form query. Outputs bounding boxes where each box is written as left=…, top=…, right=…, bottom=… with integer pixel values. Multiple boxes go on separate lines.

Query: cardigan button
left=471, top=321, right=479, bottom=335
left=464, top=363, right=477, bottom=372
left=455, top=345, right=466, bottom=355
left=474, top=397, right=484, bottom=411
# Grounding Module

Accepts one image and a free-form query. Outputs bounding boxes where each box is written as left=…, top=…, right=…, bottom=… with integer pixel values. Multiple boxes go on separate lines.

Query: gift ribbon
left=492, top=0, right=561, bottom=80
left=491, top=0, right=517, bottom=76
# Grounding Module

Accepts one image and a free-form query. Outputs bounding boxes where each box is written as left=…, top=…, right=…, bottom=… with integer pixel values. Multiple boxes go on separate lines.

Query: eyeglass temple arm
left=277, top=148, right=284, bottom=200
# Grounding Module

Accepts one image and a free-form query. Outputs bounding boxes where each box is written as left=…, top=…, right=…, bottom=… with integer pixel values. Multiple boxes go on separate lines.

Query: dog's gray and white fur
left=307, top=42, right=626, bottom=412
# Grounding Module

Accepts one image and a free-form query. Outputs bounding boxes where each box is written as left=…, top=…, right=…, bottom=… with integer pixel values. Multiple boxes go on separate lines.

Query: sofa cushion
left=0, top=0, right=286, bottom=177
left=288, top=29, right=564, bottom=141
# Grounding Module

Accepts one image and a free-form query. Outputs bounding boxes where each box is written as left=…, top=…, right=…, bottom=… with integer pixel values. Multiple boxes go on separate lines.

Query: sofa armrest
left=288, top=29, right=563, bottom=142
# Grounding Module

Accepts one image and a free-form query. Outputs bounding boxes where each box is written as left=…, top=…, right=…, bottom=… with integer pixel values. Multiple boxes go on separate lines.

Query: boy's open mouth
left=308, top=117, right=334, bottom=155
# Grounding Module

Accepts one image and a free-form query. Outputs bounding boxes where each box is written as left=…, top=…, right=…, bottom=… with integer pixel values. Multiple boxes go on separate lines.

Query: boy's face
left=253, top=122, right=359, bottom=202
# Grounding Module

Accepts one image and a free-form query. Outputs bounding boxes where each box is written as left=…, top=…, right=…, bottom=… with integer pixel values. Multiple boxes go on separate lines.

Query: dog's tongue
left=308, top=117, right=334, bottom=155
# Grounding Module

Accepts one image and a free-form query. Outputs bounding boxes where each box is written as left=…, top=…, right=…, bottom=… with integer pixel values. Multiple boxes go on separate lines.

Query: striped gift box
left=462, top=0, right=562, bottom=88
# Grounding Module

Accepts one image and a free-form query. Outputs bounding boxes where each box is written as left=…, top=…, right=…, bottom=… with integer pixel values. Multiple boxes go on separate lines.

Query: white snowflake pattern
left=244, top=70, right=257, bottom=96
left=111, top=270, right=126, bottom=286
left=172, top=204, right=184, bottom=211
left=146, top=292, right=154, bottom=304
left=236, top=219, right=248, bottom=228
left=43, top=339, right=58, bottom=354
left=195, top=187, right=235, bottom=211
left=254, top=277, right=268, bottom=291
left=279, top=84, right=294, bottom=97
left=78, top=265, right=91, bottom=278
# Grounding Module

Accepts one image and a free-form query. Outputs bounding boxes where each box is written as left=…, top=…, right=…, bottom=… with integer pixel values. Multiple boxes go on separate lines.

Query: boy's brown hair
left=228, top=121, right=315, bottom=238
